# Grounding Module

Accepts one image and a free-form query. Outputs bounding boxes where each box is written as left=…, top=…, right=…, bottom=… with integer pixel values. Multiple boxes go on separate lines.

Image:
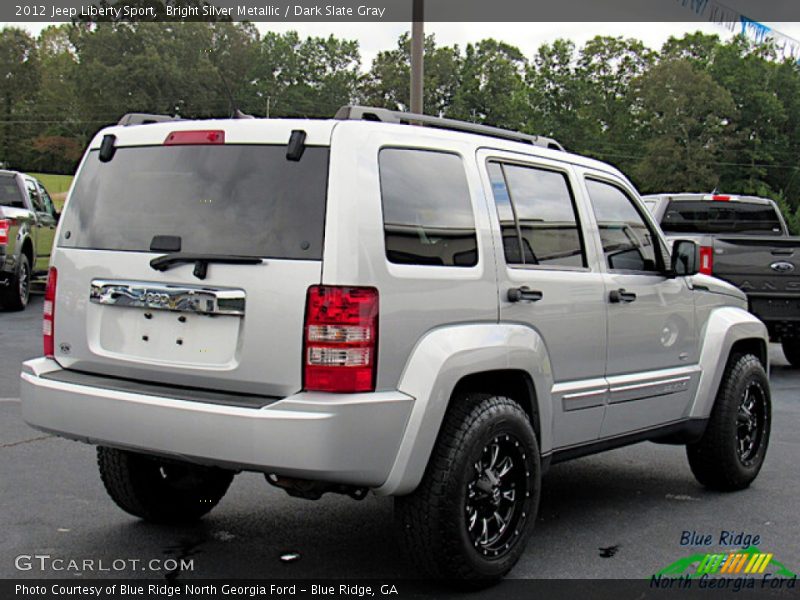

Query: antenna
left=218, top=71, right=254, bottom=119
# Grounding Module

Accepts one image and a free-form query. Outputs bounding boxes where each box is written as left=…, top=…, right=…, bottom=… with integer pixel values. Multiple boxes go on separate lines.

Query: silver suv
left=21, top=107, right=771, bottom=582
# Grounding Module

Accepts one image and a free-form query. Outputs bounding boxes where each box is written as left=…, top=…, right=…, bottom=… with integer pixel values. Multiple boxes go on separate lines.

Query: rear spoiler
left=117, top=113, right=182, bottom=126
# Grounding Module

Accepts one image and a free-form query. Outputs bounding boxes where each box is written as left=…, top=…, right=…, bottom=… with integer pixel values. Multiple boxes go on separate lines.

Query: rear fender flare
left=374, top=323, right=554, bottom=496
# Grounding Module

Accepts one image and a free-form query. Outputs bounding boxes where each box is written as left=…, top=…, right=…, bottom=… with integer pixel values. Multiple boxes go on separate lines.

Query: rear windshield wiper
left=150, top=253, right=262, bottom=280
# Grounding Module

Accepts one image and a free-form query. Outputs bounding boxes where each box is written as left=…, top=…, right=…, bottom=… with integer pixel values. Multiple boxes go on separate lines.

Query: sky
left=13, top=20, right=800, bottom=67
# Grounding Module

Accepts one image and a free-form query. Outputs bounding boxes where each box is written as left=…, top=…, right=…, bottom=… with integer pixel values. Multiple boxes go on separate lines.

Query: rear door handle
left=609, top=288, right=637, bottom=304
left=507, top=287, right=543, bottom=303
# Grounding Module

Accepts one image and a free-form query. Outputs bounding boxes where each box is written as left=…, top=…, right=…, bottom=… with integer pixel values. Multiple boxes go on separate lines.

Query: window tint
left=59, top=145, right=329, bottom=259
left=661, top=200, right=783, bottom=235
left=488, top=161, right=585, bottom=268
left=37, top=183, right=56, bottom=217
left=379, top=148, right=477, bottom=267
left=0, top=175, right=23, bottom=208
left=25, top=179, right=44, bottom=212
left=586, top=179, right=658, bottom=272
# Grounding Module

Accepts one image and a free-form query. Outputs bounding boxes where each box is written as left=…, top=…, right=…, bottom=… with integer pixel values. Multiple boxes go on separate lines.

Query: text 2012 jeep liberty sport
left=21, top=107, right=771, bottom=582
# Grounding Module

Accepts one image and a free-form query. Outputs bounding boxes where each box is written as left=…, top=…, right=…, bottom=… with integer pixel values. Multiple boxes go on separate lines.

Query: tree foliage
left=633, top=59, right=737, bottom=191
left=244, top=30, right=360, bottom=118
left=4, top=23, right=800, bottom=232
left=361, top=32, right=460, bottom=116
left=0, top=27, right=40, bottom=166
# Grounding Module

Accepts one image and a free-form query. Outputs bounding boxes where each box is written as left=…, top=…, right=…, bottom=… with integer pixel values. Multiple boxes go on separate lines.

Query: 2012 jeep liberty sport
left=20, top=106, right=771, bottom=582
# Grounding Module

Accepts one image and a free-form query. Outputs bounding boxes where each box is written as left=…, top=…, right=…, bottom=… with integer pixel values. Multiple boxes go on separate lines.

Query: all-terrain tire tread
left=396, top=394, right=537, bottom=582
left=97, top=446, right=152, bottom=519
left=687, top=354, right=770, bottom=491
left=97, top=447, right=232, bottom=523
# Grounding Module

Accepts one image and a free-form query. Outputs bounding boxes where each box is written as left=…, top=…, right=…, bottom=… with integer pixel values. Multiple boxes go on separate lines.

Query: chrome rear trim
left=90, top=279, right=245, bottom=316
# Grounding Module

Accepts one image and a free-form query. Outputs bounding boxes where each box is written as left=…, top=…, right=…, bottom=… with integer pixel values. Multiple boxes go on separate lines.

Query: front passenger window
left=585, top=179, right=659, bottom=272
left=37, top=184, right=56, bottom=217
left=26, top=180, right=45, bottom=212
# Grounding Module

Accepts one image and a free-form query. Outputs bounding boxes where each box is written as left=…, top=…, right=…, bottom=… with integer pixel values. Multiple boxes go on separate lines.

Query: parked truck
left=0, top=170, right=60, bottom=311
left=645, top=193, right=800, bottom=367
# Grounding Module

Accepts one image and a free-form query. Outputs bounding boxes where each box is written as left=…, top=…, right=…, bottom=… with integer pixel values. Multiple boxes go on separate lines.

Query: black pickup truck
left=645, top=192, right=800, bottom=367
left=0, top=170, right=59, bottom=311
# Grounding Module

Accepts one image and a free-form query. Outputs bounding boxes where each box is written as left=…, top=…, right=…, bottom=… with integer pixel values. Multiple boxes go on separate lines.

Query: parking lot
left=1, top=297, right=799, bottom=581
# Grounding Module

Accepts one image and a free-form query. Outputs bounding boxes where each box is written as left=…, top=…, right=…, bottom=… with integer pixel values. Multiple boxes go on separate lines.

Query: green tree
left=245, top=31, right=360, bottom=118
left=576, top=36, right=655, bottom=169
left=661, top=31, right=721, bottom=68
left=361, top=32, right=461, bottom=116
left=708, top=37, right=787, bottom=196
left=771, top=59, right=800, bottom=207
left=449, top=39, right=528, bottom=129
left=69, top=21, right=258, bottom=124
left=21, top=25, right=83, bottom=172
left=633, top=59, right=737, bottom=192
left=526, top=39, right=590, bottom=150
left=0, top=27, right=40, bottom=167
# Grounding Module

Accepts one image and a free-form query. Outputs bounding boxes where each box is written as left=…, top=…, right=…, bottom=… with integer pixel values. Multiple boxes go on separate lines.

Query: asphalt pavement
left=1, top=297, right=798, bottom=582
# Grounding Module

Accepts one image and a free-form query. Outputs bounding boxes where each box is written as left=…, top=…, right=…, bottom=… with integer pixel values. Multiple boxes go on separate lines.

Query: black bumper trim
left=40, top=368, right=282, bottom=409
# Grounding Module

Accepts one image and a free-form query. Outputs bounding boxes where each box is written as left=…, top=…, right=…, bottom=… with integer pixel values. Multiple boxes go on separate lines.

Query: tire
left=0, top=253, right=30, bottom=311
left=97, top=447, right=234, bottom=523
left=687, top=354, right=771, bottom=491
left=395, top=393, right=540, bottom=583
left=781, top=339, right=800, bottom=368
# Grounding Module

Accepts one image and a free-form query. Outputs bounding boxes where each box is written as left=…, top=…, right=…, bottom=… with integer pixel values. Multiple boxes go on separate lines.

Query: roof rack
left=334, top=105, right=564, bottom=151
left=117, top=113, right=182, bottom=126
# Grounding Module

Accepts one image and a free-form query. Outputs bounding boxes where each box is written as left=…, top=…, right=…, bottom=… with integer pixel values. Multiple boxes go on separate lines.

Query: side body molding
left=374, top=323, right=554, bottom=496
left=689, top=306, right=768, bottom=419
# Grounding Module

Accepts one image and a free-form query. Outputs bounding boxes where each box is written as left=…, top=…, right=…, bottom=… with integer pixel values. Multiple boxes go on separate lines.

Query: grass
left=28, top=173, right=74, bottom=209
left=29, top=172, right=73, bottom=193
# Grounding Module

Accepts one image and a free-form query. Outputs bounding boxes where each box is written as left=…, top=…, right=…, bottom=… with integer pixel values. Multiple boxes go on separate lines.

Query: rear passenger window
left=379, top=148, right=478, bottom=267
left=487, top=161, right=586, bottom=268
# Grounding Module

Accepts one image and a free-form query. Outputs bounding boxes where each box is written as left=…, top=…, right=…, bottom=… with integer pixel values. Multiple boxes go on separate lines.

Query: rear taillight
left=303, top=285, right=378, bottom=393
left=0, top=219, right=11, bottom=245
left=699, top=246, right=714, bottom=275
left=43, top=267, right=57, bottom=357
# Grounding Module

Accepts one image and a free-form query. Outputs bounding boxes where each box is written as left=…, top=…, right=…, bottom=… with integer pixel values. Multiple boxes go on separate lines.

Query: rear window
left=661, top=200, right=783, bottom=235
left=59, top=145, right=329, bottom=259
left=0, top=175, right=23, bottom=208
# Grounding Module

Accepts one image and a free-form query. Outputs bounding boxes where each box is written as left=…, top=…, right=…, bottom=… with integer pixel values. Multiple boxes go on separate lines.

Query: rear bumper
left=20, top=357, right=414, bottom=488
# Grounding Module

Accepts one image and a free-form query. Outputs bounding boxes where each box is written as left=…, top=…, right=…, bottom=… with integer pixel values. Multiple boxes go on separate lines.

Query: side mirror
left=671, top=240, right=700, bottom=276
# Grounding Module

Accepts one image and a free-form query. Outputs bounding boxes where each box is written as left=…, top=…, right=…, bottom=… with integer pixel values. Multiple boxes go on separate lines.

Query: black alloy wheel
left=465, top=433, right=532, bottom=558
left=736, top=380, right=768, bottom=465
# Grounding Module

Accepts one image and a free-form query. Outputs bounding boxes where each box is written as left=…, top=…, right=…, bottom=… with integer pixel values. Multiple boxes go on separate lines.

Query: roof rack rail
left=334, top=105, right=564, bottom=151
left=117, top=113, right=182, bottom=126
